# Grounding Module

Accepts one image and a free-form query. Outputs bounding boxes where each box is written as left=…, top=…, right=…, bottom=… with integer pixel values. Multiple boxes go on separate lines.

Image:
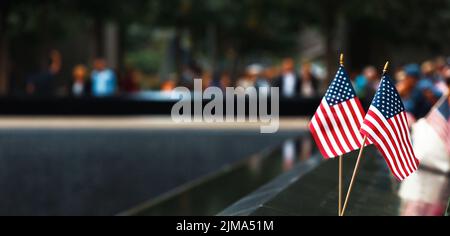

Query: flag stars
left=372, top=76, right=405, bottom=119
left=324, top=67, right=357, bottom=106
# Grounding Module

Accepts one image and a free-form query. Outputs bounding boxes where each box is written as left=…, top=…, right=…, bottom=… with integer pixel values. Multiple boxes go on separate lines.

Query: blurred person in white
left=299, top=61, right=319, bottom=98
left=71, top=64, right=89, bottom=97
left=399, top=79, right=450, bottom=216
left=282, top=140, right=296, bottom=171
left=236, top=63, right=273, bottom=96
left=272, top=58, right=300, bottom=98
left=237, top=64, right=263, bottom=89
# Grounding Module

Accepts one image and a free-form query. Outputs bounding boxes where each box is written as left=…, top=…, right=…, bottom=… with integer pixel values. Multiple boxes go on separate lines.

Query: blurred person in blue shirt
left=421, top=60, right=447, bottom=93
left=397, top=64, right=443, bottom=120
left=353, top=65, right=379, bottom=100
left=91, top=58, right=117, bottom=97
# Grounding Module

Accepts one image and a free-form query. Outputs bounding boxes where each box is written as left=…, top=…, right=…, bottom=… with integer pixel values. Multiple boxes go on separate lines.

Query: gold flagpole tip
left=383, top=61, right=389, bottom=74
left=340, top=53, right=344, bottom=66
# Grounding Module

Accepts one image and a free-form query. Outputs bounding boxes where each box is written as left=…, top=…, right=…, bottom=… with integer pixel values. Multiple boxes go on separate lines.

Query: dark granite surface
left=124, top=134, right=408, bottom=216
left=0, top=129, right=298, bottom=215
left=121, top=135, right=320, bottom=216
left=3, top=127, right=445, bottom=216
left=220, top=145, right=405, bottom=216
left=220, top=137, right=450, bottom=216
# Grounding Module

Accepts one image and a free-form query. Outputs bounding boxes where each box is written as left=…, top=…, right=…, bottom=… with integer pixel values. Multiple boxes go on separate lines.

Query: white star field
left=372, top=75, right=404, bottom=119
left=324, top=66, right=356, bottom=106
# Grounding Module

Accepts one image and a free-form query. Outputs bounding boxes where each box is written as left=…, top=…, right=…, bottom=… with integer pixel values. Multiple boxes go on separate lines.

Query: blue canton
left=371, top=75, right=405, bottom=119
left=438, top=98, right=449, bottom=120
left=324, top=66, right=356, bottom=106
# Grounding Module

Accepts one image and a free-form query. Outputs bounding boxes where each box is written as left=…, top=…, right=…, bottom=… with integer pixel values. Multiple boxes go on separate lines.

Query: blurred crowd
left=23, top=50, right=450, bottom=119
left=25, top=49, right=140, bottom=98
left=169, top=55, right=450, bottom=121
left=394, top=59, right=449, bottom=122
left=354, top=57, right=449, bottom=122
left=351, top=58, right=449, bottom=216
left=161, top=55, right=450, bottom=125
left=24, top=49, right=328, bottom=99
left=161, top=57, right=325, bottom=99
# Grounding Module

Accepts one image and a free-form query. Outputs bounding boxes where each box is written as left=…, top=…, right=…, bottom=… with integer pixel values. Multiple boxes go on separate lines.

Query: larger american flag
left=360, top=75, right=420, bottom=181
left=426, top=95, right=450, bottom=154
left=309, top=66, right=368, bottom=159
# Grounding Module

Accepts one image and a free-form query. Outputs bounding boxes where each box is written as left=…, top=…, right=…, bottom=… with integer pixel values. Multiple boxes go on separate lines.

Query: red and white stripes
left=360, top=107, right=419, bottom=180
left=309, top=98, right=367, bottom=159
left=426, top=108, right=449, bottom=147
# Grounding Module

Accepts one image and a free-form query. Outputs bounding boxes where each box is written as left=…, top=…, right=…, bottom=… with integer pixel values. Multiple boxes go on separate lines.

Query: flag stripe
left=310, top=98, right=367, bottom=158
left=311, top=105, right=339, bottom=157
left=399, top=112, right=420, bottom=168
left=341, top=101, right=365, bottom=146
left=373, top=110, right=416, bottom=176
left=322, top=102, right=352, bottom=153
left=427, top=114, right=446, bottom=136
left=314, top=116, right=337, bottom=157
left=363, top=112, right=408, bottom=179
left=394, top=114, right=416, bottom=170
left=393, top=115, right=418, bottom=170
left=447, top=119, right=450, bottom=154
left=334, top=103, right=359, bottom=149
left=318, top=103, right=346, bottom=154
left=427, top=111, right=448, bottom=140
left=389, top=116, right=416, bottom=171
left=361, top=123, right=404, bottom=180
left=323, top=103, right=352, bottom=152
left=315, top=106, right=343, bottom=155
left=368, top=109, right=413, bottom=174
left=309, top=122, right=330, bottom=157
left=351, top=99, right=365, bottom=127
left=309, top=119, right=336, bottom=158
left=364, top=111, right=409, bottom=178
left=351, top=98, right=374, bottom=145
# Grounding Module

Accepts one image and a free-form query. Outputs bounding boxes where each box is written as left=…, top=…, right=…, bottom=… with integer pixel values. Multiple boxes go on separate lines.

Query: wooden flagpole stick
left=340, top=61, right=390, bottom=216
left=338, top=155, right=343, bottom=215
left=427, top=91, right=449, bottom=116
left=340, top=136, right=367, bottom=216
left=338, top=53, right=344, bottom=216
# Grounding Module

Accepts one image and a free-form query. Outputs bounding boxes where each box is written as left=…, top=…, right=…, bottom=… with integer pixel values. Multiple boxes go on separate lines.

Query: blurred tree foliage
left=3, top=0, right=450, bottom=55
left=2, top=0, right=450, bottom=83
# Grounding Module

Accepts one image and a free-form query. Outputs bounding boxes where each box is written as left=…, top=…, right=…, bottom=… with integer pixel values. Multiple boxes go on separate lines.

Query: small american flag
left=360, top=75, right=419, bottom=181
left=309, top=66, right=368, bottom=159
left=426, top=95, right=449, bottom=154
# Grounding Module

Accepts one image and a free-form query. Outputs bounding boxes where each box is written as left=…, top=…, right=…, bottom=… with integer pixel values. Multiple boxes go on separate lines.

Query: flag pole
left=340, top=136, right=367, bottom=216
left=340, top=61, right=390, bottom=216
left=426, top=91, right=449, bottom=117
left=338, top=154, right=343, bottom=215
left=338, top=53, right=344, bottom=216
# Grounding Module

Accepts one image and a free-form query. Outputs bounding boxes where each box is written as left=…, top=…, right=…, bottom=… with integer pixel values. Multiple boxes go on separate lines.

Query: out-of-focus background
left=0, top=0, right=450, bottom=98
left=0, top=0, right=448, bottom=216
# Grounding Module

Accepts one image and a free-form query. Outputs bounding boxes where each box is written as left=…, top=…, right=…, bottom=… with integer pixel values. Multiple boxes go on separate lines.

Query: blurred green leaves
left=3, top=0, right=450, bottom=71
